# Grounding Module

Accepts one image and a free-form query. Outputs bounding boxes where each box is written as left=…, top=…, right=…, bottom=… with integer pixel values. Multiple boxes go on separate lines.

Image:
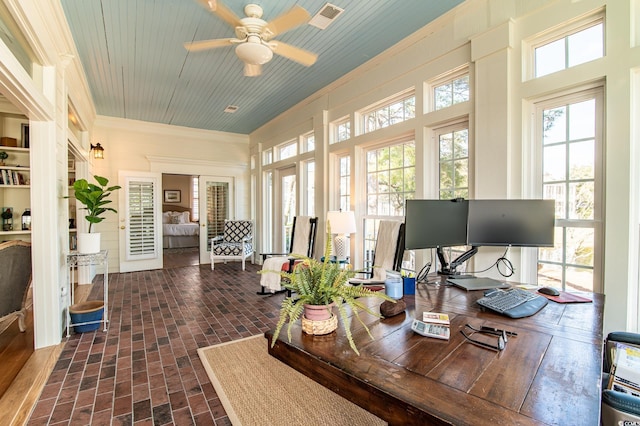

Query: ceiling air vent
left=224, top=105, right=239, bottom=113
left=309, top=3, right=344, bottom=30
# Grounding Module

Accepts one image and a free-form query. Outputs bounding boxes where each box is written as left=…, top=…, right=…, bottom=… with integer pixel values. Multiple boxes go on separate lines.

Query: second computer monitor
left=467, top=199, right=555, bottom=247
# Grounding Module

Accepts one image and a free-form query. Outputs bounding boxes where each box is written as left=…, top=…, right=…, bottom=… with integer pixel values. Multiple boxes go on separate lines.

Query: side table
left=66, top=250, right=109, bottom=336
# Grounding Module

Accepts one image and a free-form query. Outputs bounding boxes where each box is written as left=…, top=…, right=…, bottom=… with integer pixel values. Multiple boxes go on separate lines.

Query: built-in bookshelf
left=0, top=145, right=31, bottom=240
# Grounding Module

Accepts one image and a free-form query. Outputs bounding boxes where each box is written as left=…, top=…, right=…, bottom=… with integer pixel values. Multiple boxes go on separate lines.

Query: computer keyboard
left=477, top=288, right=548, bottom=318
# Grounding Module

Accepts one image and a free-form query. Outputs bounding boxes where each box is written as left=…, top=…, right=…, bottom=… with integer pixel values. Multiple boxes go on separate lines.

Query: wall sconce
left=90, top=143, right=104, bottom=159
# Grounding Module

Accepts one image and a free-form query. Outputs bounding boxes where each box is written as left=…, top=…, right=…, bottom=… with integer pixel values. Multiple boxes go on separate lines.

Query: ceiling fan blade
left=271, top=41, right=317, bottom=67
left=244, top=63, right=262, bottom=77
left=184, top=38, right=234, bottom=52
left=263, top=5, right=311, bottom=39
left=197, top=0, right=242, bottom=28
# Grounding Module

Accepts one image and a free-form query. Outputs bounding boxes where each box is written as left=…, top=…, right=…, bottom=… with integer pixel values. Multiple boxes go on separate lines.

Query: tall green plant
left=265, top=225, right=395, bottom=355
left=72, top=175, right=121, bottom=233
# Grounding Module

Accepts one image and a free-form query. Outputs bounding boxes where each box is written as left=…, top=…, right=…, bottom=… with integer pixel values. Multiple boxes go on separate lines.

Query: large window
left=304, top=160, right=315, bottom=216
left=360, top=91, right=415, bottom=135
left=338, top=156, right=351, bottom=212
left=364, top=141, right=415, bottom=265
left=534, top=19, right=604, bottom=78
left=536, top=88, right=603, bottom=292
left=437, top=125, right=470, bottom=200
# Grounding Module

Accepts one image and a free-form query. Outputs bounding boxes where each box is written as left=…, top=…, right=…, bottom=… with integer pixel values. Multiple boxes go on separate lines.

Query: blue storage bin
left=69, top=300, right=104, bottom=333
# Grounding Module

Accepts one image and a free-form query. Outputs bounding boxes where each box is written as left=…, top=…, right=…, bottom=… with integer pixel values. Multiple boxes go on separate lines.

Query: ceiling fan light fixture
left=235, top=40, right=273, bottom=65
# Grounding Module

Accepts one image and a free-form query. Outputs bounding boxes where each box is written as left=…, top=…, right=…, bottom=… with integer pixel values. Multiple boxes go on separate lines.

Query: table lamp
left=326, top=210, right=357, bottom=261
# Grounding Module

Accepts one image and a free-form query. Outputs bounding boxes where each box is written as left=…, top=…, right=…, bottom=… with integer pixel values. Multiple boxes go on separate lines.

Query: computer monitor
left=404, top=199, right=468, bottom=250
left=404, top=199, right=475, bottom=276
left=467, top=199, right=555, bottom=247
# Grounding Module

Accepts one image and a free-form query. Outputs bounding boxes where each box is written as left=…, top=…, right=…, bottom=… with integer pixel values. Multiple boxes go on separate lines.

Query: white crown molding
left=95, top=115, right=249, bottom=144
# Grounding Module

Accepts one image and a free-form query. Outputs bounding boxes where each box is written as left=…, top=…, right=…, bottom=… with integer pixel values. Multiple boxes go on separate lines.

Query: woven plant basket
left=301, top=314, right=338, bottom=335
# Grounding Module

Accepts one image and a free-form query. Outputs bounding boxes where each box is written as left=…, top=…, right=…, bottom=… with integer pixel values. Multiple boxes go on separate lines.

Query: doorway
left=162, top=173, right=200, bottom=268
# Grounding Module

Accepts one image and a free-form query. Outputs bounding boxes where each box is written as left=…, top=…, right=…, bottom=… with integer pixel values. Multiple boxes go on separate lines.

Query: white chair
left=258, top=216, right=318, bottom=295
left=210, top=220, right=253, bottom=270
left=350, top=220, right=405, bottom=285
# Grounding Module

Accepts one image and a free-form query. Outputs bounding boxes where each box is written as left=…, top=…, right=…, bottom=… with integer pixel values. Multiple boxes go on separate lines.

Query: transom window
left=534, top=20, right=604, bottom=78
left=536, top=88, right=603, bottom=292
left=360, top=92, right=415, bottom=135
left=434, top=75, right=470, bottom=111
left=262, top=149, right=273, bottom=166
left=302, top=131, right=315, bottom=153
left=277, top=140, right=297, bottom=161
left=331, top=116, right=351, bottom=144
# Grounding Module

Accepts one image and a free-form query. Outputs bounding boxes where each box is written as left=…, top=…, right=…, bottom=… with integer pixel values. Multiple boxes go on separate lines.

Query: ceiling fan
left=185, top=1, right=318, bottom=77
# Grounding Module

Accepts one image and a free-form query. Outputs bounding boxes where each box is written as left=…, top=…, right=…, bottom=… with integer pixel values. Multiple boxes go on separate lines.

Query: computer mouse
left=538, top=286, right=560, bottom=296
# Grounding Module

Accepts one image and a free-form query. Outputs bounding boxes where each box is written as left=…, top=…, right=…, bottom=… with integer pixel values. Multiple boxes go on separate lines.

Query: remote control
left=411, top=319, right=450, bottom=340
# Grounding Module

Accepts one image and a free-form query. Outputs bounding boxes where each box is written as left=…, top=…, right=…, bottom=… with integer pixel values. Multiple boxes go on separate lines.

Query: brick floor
left=27, top=262, right=283, bottom=425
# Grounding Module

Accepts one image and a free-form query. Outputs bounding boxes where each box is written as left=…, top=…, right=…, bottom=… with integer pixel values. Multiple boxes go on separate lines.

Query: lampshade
left=327, top=211, right=356, bottom=261
left=235, top=38, right=273, bottom=65
left=326, top=211, right=356, bottom=235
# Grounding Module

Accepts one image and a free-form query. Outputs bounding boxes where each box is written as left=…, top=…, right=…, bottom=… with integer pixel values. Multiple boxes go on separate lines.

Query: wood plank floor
left=10, top=254, right=283, bottom=425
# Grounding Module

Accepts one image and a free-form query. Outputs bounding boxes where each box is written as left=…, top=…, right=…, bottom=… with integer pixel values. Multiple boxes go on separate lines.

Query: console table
left=266, top=279, right=604, bottom=425
left=66, top=250, right=109, bottom=336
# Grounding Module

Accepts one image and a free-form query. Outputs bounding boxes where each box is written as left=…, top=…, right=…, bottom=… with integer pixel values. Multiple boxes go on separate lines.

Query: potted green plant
left=71, top=175, right=120, bottom=253
left=267, top=225, right=396, bottom=355
left=0, top=151, right=7, bottom=166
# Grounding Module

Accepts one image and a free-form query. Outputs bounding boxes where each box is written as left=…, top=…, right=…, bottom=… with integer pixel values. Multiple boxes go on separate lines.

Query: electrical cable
left=459, top=247, right=515, bottom=278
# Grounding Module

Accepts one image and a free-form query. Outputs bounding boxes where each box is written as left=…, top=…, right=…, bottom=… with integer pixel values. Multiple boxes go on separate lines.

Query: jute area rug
left=197, top=335, right=386, bottom=426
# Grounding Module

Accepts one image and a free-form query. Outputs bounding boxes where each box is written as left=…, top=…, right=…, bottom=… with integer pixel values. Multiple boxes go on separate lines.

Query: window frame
left=331, top=116, right=351, bottom=144
left=357, top=89, right=416, bottom=136
left=426, top=66, right=470, bottom=113
left=524, top=11, right=605, bottom=80
left=530, top=86, right=604, bottom=292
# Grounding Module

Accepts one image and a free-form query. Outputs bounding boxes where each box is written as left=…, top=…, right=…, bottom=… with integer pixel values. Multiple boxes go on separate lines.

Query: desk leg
left=103, top=258, right=108, bottom=332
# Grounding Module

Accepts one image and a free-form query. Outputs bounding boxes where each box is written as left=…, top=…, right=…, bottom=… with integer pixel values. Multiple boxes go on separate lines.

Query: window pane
left=566, top=227, right=594, bottom=267
left=367, top=151, right=377, bottom=171
left=389, top=102, right=404, bottom=125
left=539, top=227, right=564, bottom=262
left=404, top=167, right=415, bottom=193
left=367, top=195, right=377, bottom=215
left=569, top=140, right=594, bottom=180
left=538, top=263, right=562, bottom=287
left=453, top=129, right=468, bottom=158
left=453, top=76, right=470, bottom=103
left=435, top=83, right=452, bottom=110
left=454, top=159, right=468, bottom=189
left=569, top=99, right=595, bottom=140
left=440, top=163, right=453, bottom=191
left=440, top=133, right=453, bottom=160
left=535, top=38, right=565, bottom=77
left=543, top=145, right=566, bottom=182
left=543, top=107, right=566, bottom=144
left=565, top=266, right=594, bottom=292
left=404, top=97, right=416, bottom=118
left=404, top=144, right=415, bottom=167
left=567, top=24, right=603, bottom=68
left=377, top=148, right=390, bottom=170
left=569, top=181, right=594, bottom=220
left=390, top=145, right=403, bottom=168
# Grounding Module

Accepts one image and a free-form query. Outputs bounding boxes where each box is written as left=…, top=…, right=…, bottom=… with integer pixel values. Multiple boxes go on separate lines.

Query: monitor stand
left=436, top=246, right=478, bottom=278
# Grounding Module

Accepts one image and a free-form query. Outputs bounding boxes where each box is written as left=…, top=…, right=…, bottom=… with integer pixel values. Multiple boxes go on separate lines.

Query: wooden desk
left=266, top=280, right=604, bottom=425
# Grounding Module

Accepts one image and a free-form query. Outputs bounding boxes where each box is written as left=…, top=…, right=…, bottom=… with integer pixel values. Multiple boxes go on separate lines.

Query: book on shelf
left=422, top=312, right=450, bottom=325
left=608, top=342, right=640, bottom=397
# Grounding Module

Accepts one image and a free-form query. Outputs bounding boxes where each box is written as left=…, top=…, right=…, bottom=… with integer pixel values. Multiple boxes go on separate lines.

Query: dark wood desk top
left=266, top=279, right=604, bottom=425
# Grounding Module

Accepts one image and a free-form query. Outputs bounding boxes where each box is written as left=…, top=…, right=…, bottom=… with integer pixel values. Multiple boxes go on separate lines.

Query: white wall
left=91, top=116, right=250, bottom=271
left=249, top=0, right=640, bottom=334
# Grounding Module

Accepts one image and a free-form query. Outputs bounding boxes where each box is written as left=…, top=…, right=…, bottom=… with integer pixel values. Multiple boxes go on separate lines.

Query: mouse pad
left=539, top=291, right=592, bottom=303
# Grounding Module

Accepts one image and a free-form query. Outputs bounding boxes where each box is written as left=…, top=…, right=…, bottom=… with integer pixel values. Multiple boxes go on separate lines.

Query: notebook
left=447, top=277, right=510, bottom=291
